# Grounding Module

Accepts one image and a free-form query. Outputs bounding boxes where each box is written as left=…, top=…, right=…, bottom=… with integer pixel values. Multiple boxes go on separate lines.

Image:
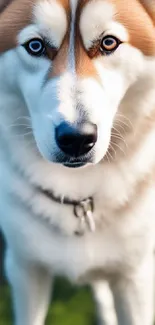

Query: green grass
left=0, top=278, right=96, bottom=325
left=1, top=279, right=155, bottom=325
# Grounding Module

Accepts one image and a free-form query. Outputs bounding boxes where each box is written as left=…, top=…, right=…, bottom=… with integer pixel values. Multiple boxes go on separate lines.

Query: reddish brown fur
left=0, top=0, right=35, bottom=52
left=75, top=0, right=98, bottom=77
left=0, top=0, right=155, bottom=76
left=0, top=0, right=69, bottom=53
left=110, top=0, right=155, bottom=55
left=49, top=36, right=69, bottom=77
left=140, top=0, right=155, bottom=22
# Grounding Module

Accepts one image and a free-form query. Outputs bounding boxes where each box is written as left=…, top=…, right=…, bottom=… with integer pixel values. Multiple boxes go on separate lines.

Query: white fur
left=0, top=0, right=155, bottom=325
left=18, top=25, right=43, bottom=45
left=33, top=0, right=67, bottom=48
left=80, top=0, right=128, bottom=49
left=93, top=282, right=118, bottom=325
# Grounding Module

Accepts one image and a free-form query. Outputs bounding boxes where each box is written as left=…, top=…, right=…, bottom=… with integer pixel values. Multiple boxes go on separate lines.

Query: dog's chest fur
left=1, top=116, right=155, bottom=283
left=1, top=56, right=155, bottom=282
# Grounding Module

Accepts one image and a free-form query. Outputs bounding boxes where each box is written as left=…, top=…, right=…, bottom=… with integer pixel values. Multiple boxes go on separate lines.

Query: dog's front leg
left=92, top=281, right=118, bottom=325
left=5, top=250, right=53, bottom=325
left=111, top=255, right=154, bottom=325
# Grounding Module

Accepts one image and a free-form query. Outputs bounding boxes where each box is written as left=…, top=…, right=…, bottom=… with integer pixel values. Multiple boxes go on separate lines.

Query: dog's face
left=0, top=0, right=155, bottom=167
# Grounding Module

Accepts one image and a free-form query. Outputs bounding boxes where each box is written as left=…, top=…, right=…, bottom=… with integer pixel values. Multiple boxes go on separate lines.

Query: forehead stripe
left=0, top=0, right=155, bottom=61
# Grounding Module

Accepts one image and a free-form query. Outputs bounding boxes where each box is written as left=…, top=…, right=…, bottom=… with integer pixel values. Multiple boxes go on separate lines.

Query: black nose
left=55, top=122, right=97, bottom=157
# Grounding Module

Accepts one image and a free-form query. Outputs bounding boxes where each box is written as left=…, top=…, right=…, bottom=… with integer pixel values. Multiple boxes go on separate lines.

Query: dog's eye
left=22, top=38, right=46, bottom=57
left=100, top=36, right=120, bottom=55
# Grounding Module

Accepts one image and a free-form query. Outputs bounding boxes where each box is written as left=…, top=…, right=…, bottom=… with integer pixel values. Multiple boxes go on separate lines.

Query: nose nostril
left=84, top=134, right=97, bottom=146
left=55, top=122, right=97, bottom=157
left=58, top=134, right=74, bottom=147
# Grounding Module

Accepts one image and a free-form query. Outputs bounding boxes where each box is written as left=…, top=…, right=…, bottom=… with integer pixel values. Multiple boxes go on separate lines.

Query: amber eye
left=100, top=36, right=120, bottom=54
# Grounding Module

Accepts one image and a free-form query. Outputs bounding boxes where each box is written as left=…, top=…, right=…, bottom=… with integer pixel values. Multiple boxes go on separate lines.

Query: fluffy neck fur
left=1, top=57, right=155, bottom=211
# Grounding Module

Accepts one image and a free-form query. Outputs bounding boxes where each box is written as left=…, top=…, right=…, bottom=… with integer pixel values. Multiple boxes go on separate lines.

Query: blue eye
left=23, top=38, right=46, bottom=56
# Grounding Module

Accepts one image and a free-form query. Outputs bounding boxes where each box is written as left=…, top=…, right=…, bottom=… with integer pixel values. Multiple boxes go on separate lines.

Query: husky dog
left=0, top=0, right=155, bottom=324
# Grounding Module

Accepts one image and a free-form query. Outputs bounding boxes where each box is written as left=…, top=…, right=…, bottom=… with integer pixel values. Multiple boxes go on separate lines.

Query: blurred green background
left=0, top=233, right=96, bottom=325
left=1, top=234, right=155, bottom=325
left=0, top=279, right=96, bottom=325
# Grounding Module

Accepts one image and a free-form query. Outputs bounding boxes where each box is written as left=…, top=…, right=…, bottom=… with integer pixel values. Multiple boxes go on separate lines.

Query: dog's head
left=0, top=0, right=155, bottom=167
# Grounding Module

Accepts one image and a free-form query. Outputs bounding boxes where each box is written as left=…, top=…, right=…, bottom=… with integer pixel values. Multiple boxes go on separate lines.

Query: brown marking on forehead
left=48, top=36, right=69, bottom=77
left=75, top=37, right=99, bottom=78
left=0, top=0, right=36, bottom=52
left=1, top=0, right=155, bottom=60
left=77, top=0, right=155, bottom=57
left=0, top=0, right=35, bottom=53
left=49, top=0, right=99, bottom=80
left=74, top=0, right=99, bottom=78
left=0, top=0, right=70, bottom=53
left=57, top=0, right=69, bottom=10
left=140, top=0, right=155, bottom=22
left=46, top=0, right=70, bottom=78
left=109, top=0, right=155, bottom=56
left=50, top=0, right=69, bottom=11
left=0, top=0, right=13, bottom=13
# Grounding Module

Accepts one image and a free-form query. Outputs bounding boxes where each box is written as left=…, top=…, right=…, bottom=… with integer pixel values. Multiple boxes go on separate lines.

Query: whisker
left=105, top=151, right=110, bottom=164
left=112, top=126, right=125, bottom=137
left=109, top=144, right=117, bottom=158
left=112, top=141, right=127, bottom=156
left=115, top=119, right=131, bottom=130
left=113, top=123, right=127, bottom=134
left=14, top=116, right=31, bottom=122
left=106, top=148, right=114, bottom=162
left=11, top=132, right=33, bottom=138
left=111, top=134, right=128, bottom=147
left=6, top=124, right=32, bottom=130
left=115, top=113, right=134, bottom=130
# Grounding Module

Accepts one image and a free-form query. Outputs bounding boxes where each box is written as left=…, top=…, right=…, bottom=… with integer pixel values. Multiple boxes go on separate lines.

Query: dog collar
left=37, top=187, right=95, bottom=235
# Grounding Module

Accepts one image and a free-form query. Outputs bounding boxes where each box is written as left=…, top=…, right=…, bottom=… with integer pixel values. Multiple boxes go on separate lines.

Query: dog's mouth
left=54, top=152, right=94, bottom=168
left=63, top=161, right=87, bottom=168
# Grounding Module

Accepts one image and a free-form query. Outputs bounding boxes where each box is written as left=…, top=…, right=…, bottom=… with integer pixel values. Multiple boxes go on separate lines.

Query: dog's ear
left=140, top=0, right=155, bottom=22
left=0, top=0, right=13, bottom=13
